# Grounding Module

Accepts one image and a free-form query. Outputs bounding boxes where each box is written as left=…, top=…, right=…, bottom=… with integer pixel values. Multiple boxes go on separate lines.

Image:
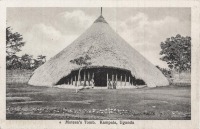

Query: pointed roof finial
left=94, top=7, right=107, bottom=24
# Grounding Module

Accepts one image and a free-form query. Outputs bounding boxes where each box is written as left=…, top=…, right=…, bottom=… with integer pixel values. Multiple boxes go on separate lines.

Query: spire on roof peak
left=94, top=7, right=108, bottom=24
left=101, top=7, right=102, bottom=16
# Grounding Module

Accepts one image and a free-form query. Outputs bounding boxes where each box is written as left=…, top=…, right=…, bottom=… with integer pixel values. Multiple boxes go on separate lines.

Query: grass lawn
left=6, top=83, right=191, bottom=120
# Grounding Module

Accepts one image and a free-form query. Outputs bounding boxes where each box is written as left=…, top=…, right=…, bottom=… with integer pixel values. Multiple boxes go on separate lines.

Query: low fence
left=6, top=70, right=33, bottom=84
left=170, top=71, right=191, bottom=85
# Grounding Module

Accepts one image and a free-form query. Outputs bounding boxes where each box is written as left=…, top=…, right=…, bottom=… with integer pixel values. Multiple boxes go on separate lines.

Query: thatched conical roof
left=28, top=15, right=169, bottom=87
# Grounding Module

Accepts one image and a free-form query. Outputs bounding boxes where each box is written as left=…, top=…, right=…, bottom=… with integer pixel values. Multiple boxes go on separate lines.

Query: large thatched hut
left=28, top=10, right=169, bottom=88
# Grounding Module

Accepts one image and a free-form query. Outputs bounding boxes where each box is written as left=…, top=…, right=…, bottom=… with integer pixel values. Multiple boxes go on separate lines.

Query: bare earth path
left=6, top=84, right=191, bottom=120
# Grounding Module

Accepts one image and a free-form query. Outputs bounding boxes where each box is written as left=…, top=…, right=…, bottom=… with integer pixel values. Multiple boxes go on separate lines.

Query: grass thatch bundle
left=28, top=15, right=169, bottom=87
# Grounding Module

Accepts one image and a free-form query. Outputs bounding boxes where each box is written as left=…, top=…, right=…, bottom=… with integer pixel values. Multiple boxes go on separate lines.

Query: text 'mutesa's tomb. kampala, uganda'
left=28, top=10, right=169, bottom=88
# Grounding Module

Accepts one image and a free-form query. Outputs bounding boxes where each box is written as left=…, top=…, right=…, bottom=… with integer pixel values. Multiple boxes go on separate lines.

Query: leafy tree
left=33, top=55, right=46, bottom=69
left=32, top=60, right=41, bottom=70
left=160, top=34, right=191, bottom=73
left=6, top=27, right=25, bottom=56
left=37, top=55, right=46, bottom=63
left=6, top=27, right=25, bottom=69
left=6, top=27, right=47, bottom=70
left=70, top=54, right=91, bottom=92
left=20, top=54, right=33, bottom=69
left=6, top=54, right=21, bottom=69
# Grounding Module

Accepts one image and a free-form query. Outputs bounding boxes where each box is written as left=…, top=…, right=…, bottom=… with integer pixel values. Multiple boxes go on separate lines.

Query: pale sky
left=7, top=7, right=191, bottom=68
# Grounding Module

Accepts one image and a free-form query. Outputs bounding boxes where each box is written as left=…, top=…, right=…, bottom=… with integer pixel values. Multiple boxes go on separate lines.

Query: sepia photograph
left=5, top=7, right=192, bottom=120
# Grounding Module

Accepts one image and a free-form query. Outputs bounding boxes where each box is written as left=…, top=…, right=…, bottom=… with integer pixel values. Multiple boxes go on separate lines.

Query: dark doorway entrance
left=93, top=69, right=107, bottom=87
left=56, top=66, right=146, bottom=87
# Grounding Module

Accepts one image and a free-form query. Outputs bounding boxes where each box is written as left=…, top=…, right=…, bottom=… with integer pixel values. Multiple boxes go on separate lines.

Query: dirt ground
left=6, top=83, right=191, bottom=120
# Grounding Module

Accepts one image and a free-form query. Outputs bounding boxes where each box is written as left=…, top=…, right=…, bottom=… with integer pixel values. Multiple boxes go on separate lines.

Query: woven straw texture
left=28, top=16, right=169, bottom=87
